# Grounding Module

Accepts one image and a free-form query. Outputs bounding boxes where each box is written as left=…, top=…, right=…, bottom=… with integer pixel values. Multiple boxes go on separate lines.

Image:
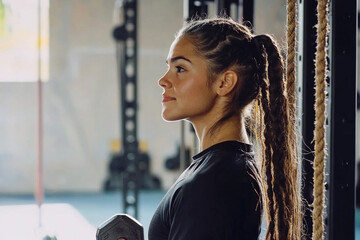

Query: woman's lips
left=162, top=95, right=176, bottom=103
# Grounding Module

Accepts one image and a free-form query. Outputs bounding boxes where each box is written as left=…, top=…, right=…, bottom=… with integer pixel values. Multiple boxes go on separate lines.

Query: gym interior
left=0, top=0, right=358, bottom=239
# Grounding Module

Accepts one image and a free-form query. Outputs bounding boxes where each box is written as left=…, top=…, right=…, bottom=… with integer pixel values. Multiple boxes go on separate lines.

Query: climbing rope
left=286, top=0, right=301, bottom=239
left=286, top=0, right=296, bottom=113
left=312, top=0, right=329, bottom=239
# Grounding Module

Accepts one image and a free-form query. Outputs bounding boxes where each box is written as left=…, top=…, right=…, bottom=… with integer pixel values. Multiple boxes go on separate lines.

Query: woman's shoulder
left=193, top=140, right=253, bottom=160
left=185, top=144, right=259, bottom=189
left=200, top=141, right=257, bottom=172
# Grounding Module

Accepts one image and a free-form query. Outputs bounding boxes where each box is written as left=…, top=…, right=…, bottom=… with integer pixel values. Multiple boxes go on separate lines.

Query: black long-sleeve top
left=148, top=141, right=262, bottom=240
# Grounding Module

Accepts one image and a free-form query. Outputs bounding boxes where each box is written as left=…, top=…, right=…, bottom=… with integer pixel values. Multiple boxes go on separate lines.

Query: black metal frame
left=328, top=0, right=357, bottom=239
left=184, top=0, right=254, bottom=24
left=299, top=0, right=317, bottom=238
left=113, top=0, right=140, bottom=218
left=300, top=0, right=357, bottom=239
left=184, top=0, right=209, bottom=21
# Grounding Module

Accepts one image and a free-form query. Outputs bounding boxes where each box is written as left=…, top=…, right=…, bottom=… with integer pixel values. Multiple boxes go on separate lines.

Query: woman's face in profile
left=158, top=36, right=217, bottom=123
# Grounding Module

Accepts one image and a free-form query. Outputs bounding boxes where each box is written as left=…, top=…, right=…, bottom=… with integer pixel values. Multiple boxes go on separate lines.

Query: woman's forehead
left=167, top=36, right=196, bottom=61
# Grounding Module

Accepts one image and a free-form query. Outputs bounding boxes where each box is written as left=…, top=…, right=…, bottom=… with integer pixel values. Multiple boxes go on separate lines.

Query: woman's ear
left=216, top=70, right=238, bottom=96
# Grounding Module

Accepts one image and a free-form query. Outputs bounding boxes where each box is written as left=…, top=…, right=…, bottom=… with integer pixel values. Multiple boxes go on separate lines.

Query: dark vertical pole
left=122, top=0, right=139, bottom=219
left=328, top=0, right=357, bottom=239
left=300, top=0, right=317, bottom=238
left=184, top=0, right=208, bottom=21
left=215, top=0, right=231, bottom=16
left=184, top=0, right=254, bottom=24
left=242, top=0, right=254, bottom=25
left=113, top=0, right=140, bottom=219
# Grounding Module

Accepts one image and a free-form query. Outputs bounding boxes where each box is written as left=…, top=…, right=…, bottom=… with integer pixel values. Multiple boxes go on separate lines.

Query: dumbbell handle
left=96, top=214, right=144, bottom=240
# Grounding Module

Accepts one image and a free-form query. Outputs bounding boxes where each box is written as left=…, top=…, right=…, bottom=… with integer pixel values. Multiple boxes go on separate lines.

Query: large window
left=0, top=0, right=49, bottom=82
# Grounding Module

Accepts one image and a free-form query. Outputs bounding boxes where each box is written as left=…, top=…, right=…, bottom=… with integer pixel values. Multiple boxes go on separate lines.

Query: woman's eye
left=176, top=66, right=185, bottom=73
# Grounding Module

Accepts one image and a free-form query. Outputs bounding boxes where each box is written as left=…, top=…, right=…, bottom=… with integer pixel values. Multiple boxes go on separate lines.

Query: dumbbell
left=96, top=214, right=144, bottom=240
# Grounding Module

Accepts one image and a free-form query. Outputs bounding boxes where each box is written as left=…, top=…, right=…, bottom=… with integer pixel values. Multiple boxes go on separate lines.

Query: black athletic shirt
left=148, top=141, right=262, bottom=240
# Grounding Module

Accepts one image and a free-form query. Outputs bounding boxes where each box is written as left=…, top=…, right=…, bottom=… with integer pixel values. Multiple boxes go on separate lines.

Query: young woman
left=149, top=17, right=301, bottom=240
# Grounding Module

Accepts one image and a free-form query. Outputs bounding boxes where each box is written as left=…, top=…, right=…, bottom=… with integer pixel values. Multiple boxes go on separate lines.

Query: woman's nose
left=158, top=72, right=171, bottom=88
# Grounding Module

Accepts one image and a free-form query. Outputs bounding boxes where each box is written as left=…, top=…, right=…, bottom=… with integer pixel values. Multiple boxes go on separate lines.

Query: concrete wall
left=0, top=0, right=185, bottom=193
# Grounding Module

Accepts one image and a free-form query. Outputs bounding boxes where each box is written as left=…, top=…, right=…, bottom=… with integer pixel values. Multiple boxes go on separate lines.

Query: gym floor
left=0, top=191, right=358, bottom=240
left=0, top=191, right=163, bottom=240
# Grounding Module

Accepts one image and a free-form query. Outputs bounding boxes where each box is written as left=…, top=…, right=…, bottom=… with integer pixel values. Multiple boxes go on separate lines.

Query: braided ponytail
left=255, top=34, right=301, bottom=240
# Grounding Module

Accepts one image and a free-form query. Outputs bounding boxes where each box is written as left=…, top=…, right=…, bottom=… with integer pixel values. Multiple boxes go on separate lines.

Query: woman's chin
left=161, top=112, right=183, bottom=122
left=162, top=116, right=181, bottom=122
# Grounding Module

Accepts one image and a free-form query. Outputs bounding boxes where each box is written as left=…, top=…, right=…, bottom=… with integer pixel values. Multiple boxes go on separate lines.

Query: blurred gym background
left=0, top=0, right=358, bottom=239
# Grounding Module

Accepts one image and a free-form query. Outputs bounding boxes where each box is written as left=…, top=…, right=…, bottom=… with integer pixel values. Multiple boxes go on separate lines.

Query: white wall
left=1, top=0, right=313, bottom=193
left=0, top=0, right=184, bottom=193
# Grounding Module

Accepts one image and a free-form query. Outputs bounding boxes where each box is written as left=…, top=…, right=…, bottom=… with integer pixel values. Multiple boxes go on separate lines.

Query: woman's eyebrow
left=166, top=56, right=192, bottom=64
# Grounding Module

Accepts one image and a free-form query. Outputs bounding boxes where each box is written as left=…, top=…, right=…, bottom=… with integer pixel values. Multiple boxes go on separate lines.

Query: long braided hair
left=177, top=18, right=301, bottom=239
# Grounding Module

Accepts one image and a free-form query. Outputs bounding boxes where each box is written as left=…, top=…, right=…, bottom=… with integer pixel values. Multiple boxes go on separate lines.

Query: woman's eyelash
left=176, top=66, right=185, bottom=72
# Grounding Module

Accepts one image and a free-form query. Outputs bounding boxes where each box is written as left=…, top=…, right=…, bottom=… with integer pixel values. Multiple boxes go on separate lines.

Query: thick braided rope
left=312, top=0, right=329, bottom=239
left=286, top=1, right=301, bottom=238
left=286, top=0, right=296, bottom=113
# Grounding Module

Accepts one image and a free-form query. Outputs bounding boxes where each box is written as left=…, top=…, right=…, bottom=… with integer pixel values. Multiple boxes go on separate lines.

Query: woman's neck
left=191, top=115, right=250, bottom=152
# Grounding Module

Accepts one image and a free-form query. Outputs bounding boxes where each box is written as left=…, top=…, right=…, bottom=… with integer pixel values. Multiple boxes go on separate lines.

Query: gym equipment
left=113, top=0, right=140, bottom=218
left=299, top=0, right=357, bottom=239
left=184, top=0, right=254, bottom=24
left=104, top=150, right=162, bottom=191
left=96, top=214, right=144, bottom=240
left=165, top=145, right=191, bottom=171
